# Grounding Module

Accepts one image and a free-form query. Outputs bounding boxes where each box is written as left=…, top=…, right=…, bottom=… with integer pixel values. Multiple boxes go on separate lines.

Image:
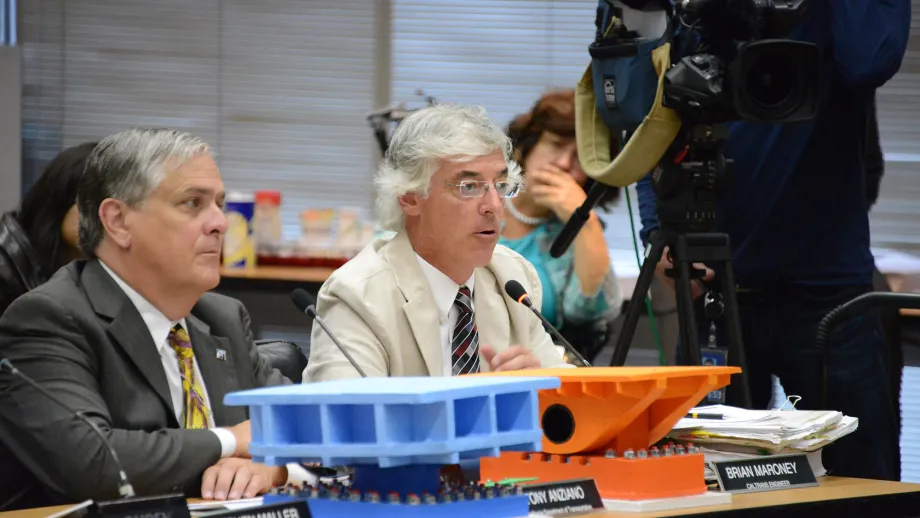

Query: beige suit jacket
left=303, top=231, right=565, bottom=381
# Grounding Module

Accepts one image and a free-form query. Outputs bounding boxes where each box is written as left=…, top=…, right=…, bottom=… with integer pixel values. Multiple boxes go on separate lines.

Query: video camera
left=655, top=0, right=818, bottom=233
left=565, top=0, right=819, bottom=198
left=661, top=0, right=818, bottom=125
left=553, top=1, right=821, bottom=403
left=553, top=0, right=819, bottom=239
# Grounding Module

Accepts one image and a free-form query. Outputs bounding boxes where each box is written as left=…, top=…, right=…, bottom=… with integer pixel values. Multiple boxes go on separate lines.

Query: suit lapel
left=382, top=232, right=443, bottom=376
left=402, top=298, right=443, bottom=376
left=185, top=315, right=233, bottom=426
left=473, top=267, right=511, bottom=372
left=82, top=260, right=177, bottom=425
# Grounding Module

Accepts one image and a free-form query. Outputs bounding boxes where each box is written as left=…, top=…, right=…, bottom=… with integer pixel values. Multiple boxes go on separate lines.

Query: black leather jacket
left=0, top=212, right=44, bottom=316
left=0, top=212, right=47, bottom=510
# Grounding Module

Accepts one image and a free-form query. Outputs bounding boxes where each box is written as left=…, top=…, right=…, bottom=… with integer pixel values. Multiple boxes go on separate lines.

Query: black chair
left=255, top=339, right=309, bottom=383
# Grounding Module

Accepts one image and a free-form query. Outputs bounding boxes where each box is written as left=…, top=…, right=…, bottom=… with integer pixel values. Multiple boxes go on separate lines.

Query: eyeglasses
left=445, top=180, right=521, bottom=199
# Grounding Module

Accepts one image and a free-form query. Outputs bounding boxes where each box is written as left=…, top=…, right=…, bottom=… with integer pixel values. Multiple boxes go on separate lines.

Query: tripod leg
left=673, top=236, right=703, bottom=366
left=718, top=260, right=753, bottom=408
left=610, top=233, right=668, bottom=366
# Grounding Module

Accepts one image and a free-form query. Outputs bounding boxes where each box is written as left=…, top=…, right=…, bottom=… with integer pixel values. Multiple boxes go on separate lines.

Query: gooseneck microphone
left=291, top=288, right=368, bottom=378
left=0, top=358, right=136, bottom=498
left=504, top=280, right=592, bottom=367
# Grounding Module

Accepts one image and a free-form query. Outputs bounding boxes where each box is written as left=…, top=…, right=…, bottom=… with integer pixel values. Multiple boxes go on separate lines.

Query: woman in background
left=0, top=142, right=96, bottom=314
left=500, top=90, right=622, bottom=361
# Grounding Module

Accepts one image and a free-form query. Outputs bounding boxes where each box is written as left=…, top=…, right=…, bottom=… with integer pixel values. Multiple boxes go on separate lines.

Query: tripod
left=608, top=124, right=753, bottom=408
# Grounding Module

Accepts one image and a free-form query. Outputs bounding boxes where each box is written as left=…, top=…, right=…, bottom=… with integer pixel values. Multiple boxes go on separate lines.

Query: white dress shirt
left=416, top=256, right=576, bottom=372
left=99, top=261, right=237, bottom=457
left=416, top=255, right=476, bottom=377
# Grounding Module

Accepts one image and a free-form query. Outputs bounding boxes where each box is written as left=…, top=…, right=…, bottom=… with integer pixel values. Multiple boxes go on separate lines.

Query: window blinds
left=390, top=0, right=644, bottom=252
left=870, top=1, right=920, bottom=252
left=20, top=0, right=919, bottom=252
left=21, top=0, right=379, bottom=236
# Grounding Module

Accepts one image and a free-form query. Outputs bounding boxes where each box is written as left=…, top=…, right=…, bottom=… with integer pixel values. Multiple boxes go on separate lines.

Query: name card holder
left=711, top=453, right=818, bottom=494
left=520, top=478, right=604, bottom=515
left=194, top=500, right=311, bottom=518
left=90, top=494, right=190, bottom=518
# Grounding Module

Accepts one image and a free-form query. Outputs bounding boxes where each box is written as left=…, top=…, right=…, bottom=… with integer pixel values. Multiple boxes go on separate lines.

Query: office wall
left=0, top=45, right=20, bottom=211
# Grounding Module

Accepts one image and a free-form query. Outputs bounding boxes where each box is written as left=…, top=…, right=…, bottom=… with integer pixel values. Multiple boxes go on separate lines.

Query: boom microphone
left=549, top=182, right=610, bottom=258
left=503, top=280, right=592, bottom=367
left=291, top=288, right=367, bottom=378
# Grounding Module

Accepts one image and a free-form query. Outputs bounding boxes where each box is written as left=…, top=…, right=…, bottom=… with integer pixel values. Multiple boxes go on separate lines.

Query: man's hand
left=201, top=458, right=287, bottom=500
left=655, top=246, right=714, bottom=299
left=480, top=345, right=541, bottom=372
left=527, top=165, right=588, bottom=222
left=227, top=420, right=252, bottom=458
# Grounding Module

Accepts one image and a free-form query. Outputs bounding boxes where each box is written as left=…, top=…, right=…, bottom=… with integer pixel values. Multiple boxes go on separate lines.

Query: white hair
left=77, top=128, right=212, bottom=256
left=374, top=104, right=522, bottom=231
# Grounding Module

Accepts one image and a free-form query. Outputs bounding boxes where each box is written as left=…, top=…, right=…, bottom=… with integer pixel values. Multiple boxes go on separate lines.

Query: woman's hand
left=527, top=165, right=588, bottom=221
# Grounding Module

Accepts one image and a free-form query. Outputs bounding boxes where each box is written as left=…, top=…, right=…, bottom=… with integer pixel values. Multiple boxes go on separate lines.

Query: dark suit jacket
left=0, top=259, right=289, bottom=506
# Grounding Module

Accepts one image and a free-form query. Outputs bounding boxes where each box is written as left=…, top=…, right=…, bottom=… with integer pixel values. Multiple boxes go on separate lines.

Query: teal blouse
left=498, top=219, right=621, bottom=330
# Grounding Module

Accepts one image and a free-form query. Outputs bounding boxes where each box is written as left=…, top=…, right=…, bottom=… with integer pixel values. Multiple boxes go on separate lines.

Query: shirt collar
left=98, top=260, right=187, bottom=353
left=415, top=254, right=475, bottom=323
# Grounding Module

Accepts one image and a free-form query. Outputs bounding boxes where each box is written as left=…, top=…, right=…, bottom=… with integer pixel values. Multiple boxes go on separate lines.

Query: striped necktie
left=167, top=324, right=211, bottom=429
left=451, top=286, right=480, bottom=375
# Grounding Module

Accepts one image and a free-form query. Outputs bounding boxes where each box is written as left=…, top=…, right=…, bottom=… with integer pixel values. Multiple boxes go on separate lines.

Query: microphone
left=291, top=288, right=368, bottom=378
left=503, top=281, right=592, bottom=367
left=549, top=182, right=611, bottom=258
left=0, top=358, right=136, bottom=499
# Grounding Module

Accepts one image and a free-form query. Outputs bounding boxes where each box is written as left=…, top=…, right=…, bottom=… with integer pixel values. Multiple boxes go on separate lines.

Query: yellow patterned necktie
left=167, top=324, right=211, bottom=429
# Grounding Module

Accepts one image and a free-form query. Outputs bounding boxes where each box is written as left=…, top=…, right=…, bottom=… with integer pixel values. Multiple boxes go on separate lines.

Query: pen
left=686, top=412, right=724, bottom=419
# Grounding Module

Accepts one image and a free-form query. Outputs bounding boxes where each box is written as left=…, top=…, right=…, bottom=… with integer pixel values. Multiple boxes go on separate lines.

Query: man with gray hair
left=0, top=129, right=303, bottom=506
left=304, top=104, right=567, bottom=382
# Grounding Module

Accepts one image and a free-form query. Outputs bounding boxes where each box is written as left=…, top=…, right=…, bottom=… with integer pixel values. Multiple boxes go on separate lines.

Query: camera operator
left=637, top=2, right=909, bottom=481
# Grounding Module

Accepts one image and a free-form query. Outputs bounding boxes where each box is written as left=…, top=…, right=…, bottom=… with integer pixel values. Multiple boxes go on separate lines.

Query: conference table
left=4, top=477, right=920, bottom=518
left=205, top=267, right=920, bottom=513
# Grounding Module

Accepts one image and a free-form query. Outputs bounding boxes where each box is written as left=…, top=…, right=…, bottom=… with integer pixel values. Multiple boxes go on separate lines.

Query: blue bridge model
left=223, top=375, right=560, bottom=468
left=224, top=375, right=561, bottom=517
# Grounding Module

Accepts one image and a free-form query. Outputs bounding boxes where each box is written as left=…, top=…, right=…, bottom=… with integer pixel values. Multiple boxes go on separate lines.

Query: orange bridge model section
left=478, top=366, right=740, bottom=500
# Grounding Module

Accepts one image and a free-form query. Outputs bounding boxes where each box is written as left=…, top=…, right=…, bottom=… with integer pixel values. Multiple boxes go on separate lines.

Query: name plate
left=520, top=478, right=604, bottom=515
left=92, top=493, right=190, bottom=518
left=711, top=453, right=818, bottom=494
left=196, top=500, right=311, bottom=518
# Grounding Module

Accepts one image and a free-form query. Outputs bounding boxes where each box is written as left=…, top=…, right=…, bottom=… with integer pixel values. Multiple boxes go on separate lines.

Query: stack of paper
left=668, top=404, right=858, bottom=454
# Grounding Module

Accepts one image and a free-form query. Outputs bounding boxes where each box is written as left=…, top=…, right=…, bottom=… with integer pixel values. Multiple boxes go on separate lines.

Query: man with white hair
left=304, top=104, right=567, bottom=382
left=0, top=129, right=304, bottom=507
